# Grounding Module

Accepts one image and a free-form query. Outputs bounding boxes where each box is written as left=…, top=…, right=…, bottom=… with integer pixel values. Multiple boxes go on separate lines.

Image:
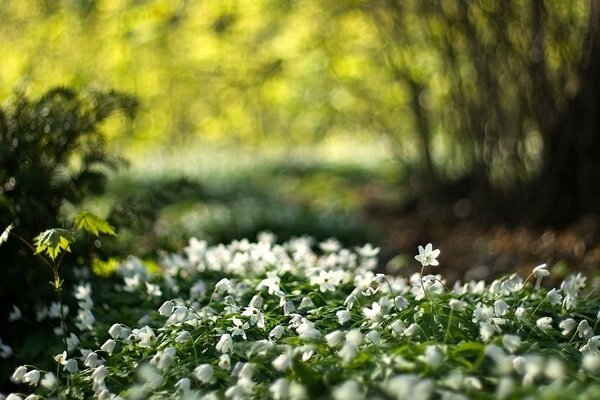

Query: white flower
left=145, top=282, right=162, bottom=297
left=365, top=330, right=381, bottom=344
left=194, top=364, right=214, bottom=384
left=420, top=346, right=443, bottom=369
left=404, top=323, right=420, bottom=337
left=362, top=302, right=383, bottom=322
left=158, top=300, right=174, bottom=317
left=332, top=380, right=365, bottom=400
left=390, top=319, right=406, bottom=334
left=414, top=243, right=440, bottom=267
left=536, top=317, right=553, bottom=331
left=8, top=305, right=22, bottom=322
left=502, top=334, right=521, bottom=353
left=40, top=372, right=57, bottom=389
left=515, top=307, right=526, bottom=320
left=339, top=343, right=358, bottom=363
left=326, top=330, right=345, bottom=347
left=63, top=358, right=78, bottom=373
left=0, top=338, right=13, bottom=358
left=216, top=333, right=234, bottom=353
left=175, top=377, right=191, bottom=393
left=533, top=264, right=550, bottom=278
left=229, top=318, right=250, bottom=340
left=0, top=223, right=13, bottom=245
left=100, top=339, right=116, bottom=355
left=269, top=325, right=285, bottom=340
left=84, top=351, right=99, bottom=368
left=108, top=323, right=122, bottom=339
left=272, top=354, right=292, bottom=371
left=547, top=288, right=562, bottom=305
left=175, top=330, right=192, bottom=343
left=91, top=365, right=107, bottom=384
left=582, top=353, right=600, bottom=371
left=269, top=378, right=290, bottom=400
left=336, top=310, right=352, bottom=325
left=218, top=354, right=231, bottom=370
left=449, top=299, right=467, bottom=312
left=11, top=365, right=27, bottom=383
left=215, top=278, right=231, bottom=292
left=494, top=300, right=509, bottom=317
left=559, top=318, right=577, bottom=336
left=578, top=319, right=593, bottom=340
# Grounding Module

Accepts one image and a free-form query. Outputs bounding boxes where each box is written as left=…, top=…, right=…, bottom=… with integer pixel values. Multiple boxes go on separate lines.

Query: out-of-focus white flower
left=91, top=365, right=107, bottom=384
left=336, top=310, right=352, bottom=325
left=536, top=317, right=553, bottom=332
left=419, top=346, right=443, bottom=369
left=175, top=377, right=191, bottom=393
left=404, top=323, right=420, bottom=337
left=325, top=330, right=345, bottom=347
left=100, top=339, right=116, bottom=355
left=332, top=380, right=365, bottom=400
left=449, top=299, right=467, bottom=312
left=382, top=374, right=435, bottom=400
left=365, top=330, right=381, bottom=344
left=547, top=288, right=562, bottom=305
left=269, top=325, right=285, bottom=340
left=362, top=302, right=383, bottom=322
left=582, top=353, right=600, bottom=371
left=194, top=364, right=214, bottom=384
left=158, top=300, right=174, bottom=317
left=0, top=338, right=13, bottom=359
left=502, top=335, right=521, bottom=353
left=270, top=378, right=290, bottom=400
left=215, top=278, right=231, bottom=292
left=8, top=305, right=22, bottom=322
left=145, top=282, right=162, bottom=297
left=272, top=354, right=292, bottom=371
left=515, top=307, right=526, bottom=320
left=559, top=318, right=577, bottom=336
left=40, top=372, right=57, bottom=389
left=216, top=333, right=234, bottom=353
left=219, top=354, right=231, bottom=370
left=414, top=243, right=440, bottom=267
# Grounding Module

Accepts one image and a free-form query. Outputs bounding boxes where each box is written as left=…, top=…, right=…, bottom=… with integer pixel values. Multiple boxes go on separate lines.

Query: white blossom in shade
left=272, top=354, right=292, bottom=371
left=480, top=322, right=499, bottom=342
left=11, top=366, right=27, bottom=383
left=522, top=356, right=544, bottom=386
left=100, top=339, right=116, bottom=355
left=533, top=263, right=550, bottom=278
left=512, top=356, right=527, bottom=375
left=393, top=296, right=408, bottom=311
left=582, top=353, right=600, bottom=371
left=289, top=314, right=303, bottom=329
left=502, top=335, right=521, bottom=353
left=238, top=363, right=254, bottom=379
left=338, top=342, right=359, bottom=363
left=66, top=333, right=80, bottom=352
left=189, top=280, right=207, bottom=299
left=229, top=318, right=250, bottom=340
left=362, top=301, right=383, bottom=322
left=6, top=394, right=24, bottom=400
left=64, top=358, right=78, bottom=373
left=545, top=358, right=565, bottom=381
left=365, top=330, right=381, bottom=345
left=332, top=380, right=365, bottom=400
left=108, top=324, right=122, bottom=339
left=493, top=300, right=509, bottom=317
left=25, top=395, right=39, bottom=400
left=496, top=377, right=514, bottom=400
left=414, top=243, right=440, bottom=267
left=580, top=335, right=600, bottom=355
left=49, top=302, right=68, bottom=319
left=218, top=354, right=231, bottom=370
left=216, top=333, right=234, bottom=353
left=270, top=378, right=289, bottom=400
left=145, top=282, right=162, bottom=297
left=472, top=305, right=494, bottom=323
left=336, top=309, right=352, bottom=325
left=449, top=299, right=467, bottom=312
left=299, top=296, right=315, bottom=310
left=463, top=376, right=482, bottom=391
left=536, top=317, right=553, bottom=331
left=84, top=351, right=99, bottom=368
left=138, top=364, right=162, bottom=390
left=91, top=365, right=107, bottom=384
left=346, top=329, right=363, bottom=347
left=215, top=278, right=231, bottom=292
left=150, top=347, right=176, bottom=370
left=326, top=330, right=345, bottom=347
left=344, top=294, right=357, bottom=310
left=404, top=323, right=420, bottom=337
left=546, top=288, right=562, bottom=305
left=559, top=318, right=577, bottom=336
left=249, top=295, right=264, bottom=309
left=133, top=326, right=157, bottom=347
left=158, top=300, right=174, bottom=317
left=390, top=319, right=406, bottom=335
left=578, top=319, right=593, bottom=340
left=76, top=309, right=96, bottom=331
left=40, top=372, right=57, bottom=390
left=0, top=337, right=13, bottom=358
left=420, top=346, right=443, bottom=370
left=382, top=374, right=435, bottom=400
left=269, top=325, right=285, bottom=340
left=8, top=305, right=22, bottom=321
left=194, top=364, right=214, bottom=384
left=175, top=330, right=192, bottom=343
left=515, top=307, right=526, bottom=320
left=175, top=377, right=191, bottom=393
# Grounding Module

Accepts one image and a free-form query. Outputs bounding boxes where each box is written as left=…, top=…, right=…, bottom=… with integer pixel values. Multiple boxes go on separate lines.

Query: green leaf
left=74, top=211, right=116, bottom=236
left=33, top=228, right=74, bottom=261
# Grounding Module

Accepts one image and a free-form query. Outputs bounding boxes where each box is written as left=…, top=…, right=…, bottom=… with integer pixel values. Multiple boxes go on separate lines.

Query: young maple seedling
left=0, top=211, right=116, bottom=354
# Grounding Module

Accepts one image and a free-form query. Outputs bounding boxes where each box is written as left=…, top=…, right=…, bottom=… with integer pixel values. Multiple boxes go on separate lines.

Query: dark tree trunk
left=528, top=0, right=600, bottom=224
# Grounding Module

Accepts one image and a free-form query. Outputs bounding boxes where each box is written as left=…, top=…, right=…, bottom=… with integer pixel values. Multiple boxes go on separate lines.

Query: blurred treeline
left=1, top=0, right=599, bottom=223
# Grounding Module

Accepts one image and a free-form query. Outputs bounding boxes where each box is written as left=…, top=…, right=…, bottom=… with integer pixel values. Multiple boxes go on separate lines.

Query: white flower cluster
left=3, top=237, right=600, bottom=399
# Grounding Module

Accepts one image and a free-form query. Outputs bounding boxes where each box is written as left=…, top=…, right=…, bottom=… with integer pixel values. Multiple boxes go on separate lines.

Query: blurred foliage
left=0, top=86, right=136, bottom=389
left=0, top=0, right=591, bottom=190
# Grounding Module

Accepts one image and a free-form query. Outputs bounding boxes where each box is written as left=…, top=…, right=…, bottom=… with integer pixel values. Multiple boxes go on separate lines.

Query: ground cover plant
left=3, top=232, right=600, bottom=399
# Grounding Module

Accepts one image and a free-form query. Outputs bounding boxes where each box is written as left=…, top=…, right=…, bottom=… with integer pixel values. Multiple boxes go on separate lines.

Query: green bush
left=0, top=86, right=137, bottom=390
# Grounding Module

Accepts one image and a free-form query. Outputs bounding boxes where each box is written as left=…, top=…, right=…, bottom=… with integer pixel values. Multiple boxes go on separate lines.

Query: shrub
left=4, top=236, right=600, bottom=399
left=0, top=86, right=137, bottom=389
